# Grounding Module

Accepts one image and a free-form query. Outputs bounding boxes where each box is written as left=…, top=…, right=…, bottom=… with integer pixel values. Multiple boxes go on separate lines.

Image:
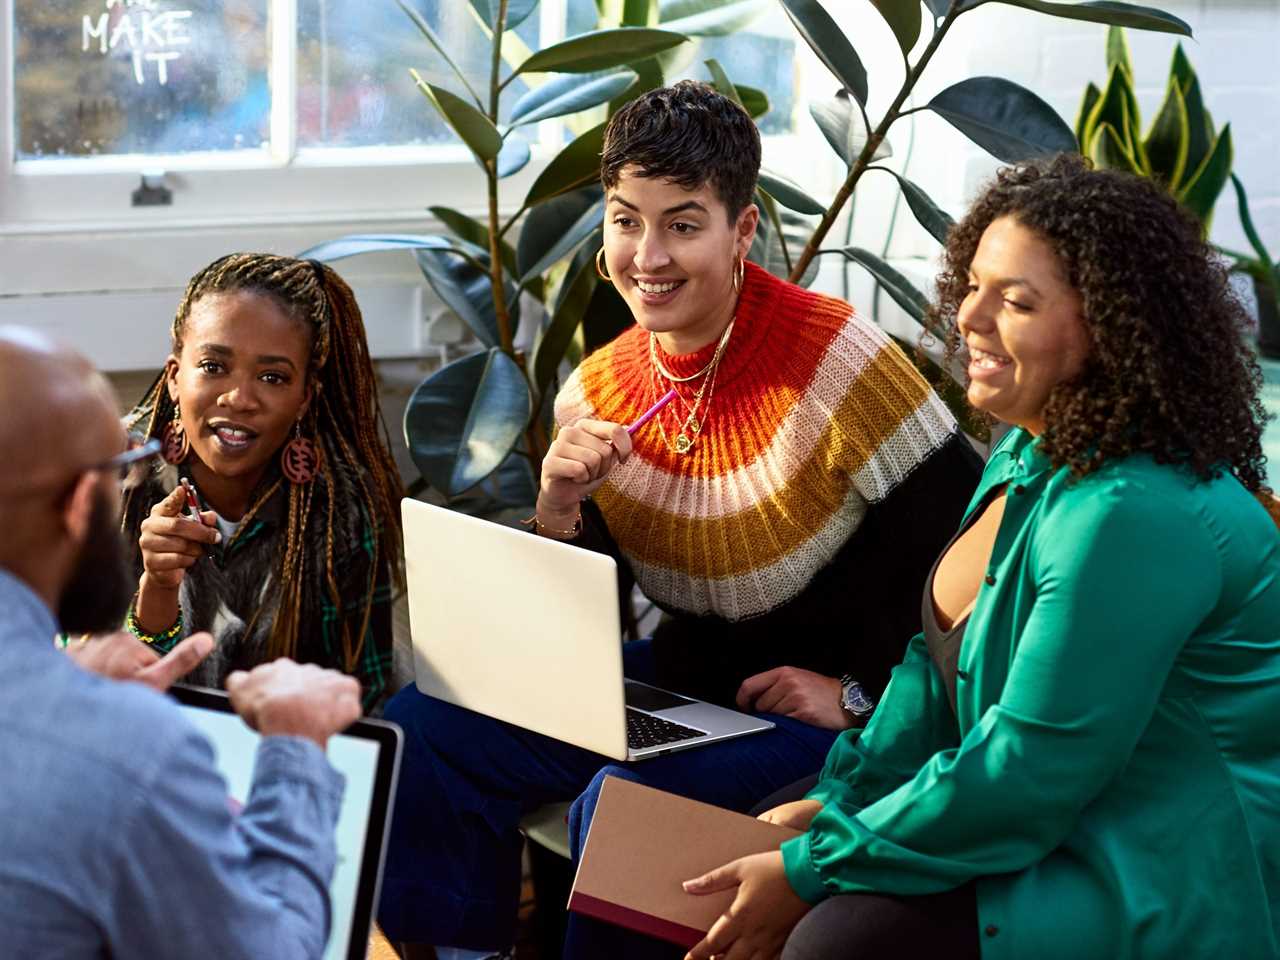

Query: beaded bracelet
left=521, top=511, right=582, bottom=539
left=125, top=600, right=184, bottom=645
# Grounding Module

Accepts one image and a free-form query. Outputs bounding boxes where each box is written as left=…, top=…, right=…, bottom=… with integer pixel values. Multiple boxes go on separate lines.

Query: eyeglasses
left=94, top=437, right=163, bottom=486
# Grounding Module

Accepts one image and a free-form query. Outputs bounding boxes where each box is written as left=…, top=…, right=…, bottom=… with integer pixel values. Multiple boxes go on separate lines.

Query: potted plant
left=1075, top=25, right=1279, bottom=357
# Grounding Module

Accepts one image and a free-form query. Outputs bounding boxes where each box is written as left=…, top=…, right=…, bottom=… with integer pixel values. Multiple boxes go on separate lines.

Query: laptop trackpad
left=625, top=681, right=696, bottom=712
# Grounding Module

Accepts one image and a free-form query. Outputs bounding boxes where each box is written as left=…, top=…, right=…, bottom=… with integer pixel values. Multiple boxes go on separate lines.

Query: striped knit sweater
left=556, top=261, right=961, bottom=626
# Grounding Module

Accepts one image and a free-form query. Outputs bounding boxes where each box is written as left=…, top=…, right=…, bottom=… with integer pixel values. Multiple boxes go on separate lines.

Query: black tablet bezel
left=169, top=682, right=402, bottom=960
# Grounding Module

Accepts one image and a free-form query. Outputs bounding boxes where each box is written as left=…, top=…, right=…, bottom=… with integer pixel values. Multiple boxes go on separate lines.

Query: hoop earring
left=595, top=247, right=613, bottom=283
left=162, top=401, right=190, bottom=465
left=280, top=419, right=320, bottom=485
left=732, top=255, right=745, bottom=294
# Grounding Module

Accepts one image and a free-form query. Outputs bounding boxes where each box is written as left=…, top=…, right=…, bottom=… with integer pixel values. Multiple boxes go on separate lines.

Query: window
left=0, top=0, right=802, bottom=302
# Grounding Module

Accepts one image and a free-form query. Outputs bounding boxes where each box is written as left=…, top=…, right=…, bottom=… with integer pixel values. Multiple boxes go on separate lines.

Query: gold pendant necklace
left=649, top=316, right=736, bottom=455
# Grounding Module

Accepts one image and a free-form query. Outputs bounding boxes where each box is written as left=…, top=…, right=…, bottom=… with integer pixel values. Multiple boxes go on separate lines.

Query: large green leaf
left=702, top=58, right=769, bottom=119
left=871, top=168, right=954, bottom=245
left=470, top=0, right=540, bottom=30
left=736, top=85, right=770, bottom=119
left=660, top=0, right=769, bottom=35
left=1082, top=62, right=1136, bottom=158
left=415, top=242, right=518, bottom=348
left=524, top=121, right=609, bottom=207
left=751, top=202, right=818, bottom=285
left=299, top=234, right=457, bottom=262
left=515, top=28, right=687, bottom=75
left=429, top=207, right=520, bottom=278
left=779, top=0, right=869, bottom=105
left=1230, top=174, right=1275, bottom=273
left=411, top=74, right=503, bottom=162
left=1143, top=77, right=1189, bottom=189
left=517, top=188, right=605, bottom=285
left=1105, top=24, right=1133, bottom=77
left=509, top=70, right=639, bottom=127
left=758, top=171, right=826, bottom=215
left=396, top=0, right=482, bottom=108
left=533, top=247, right=598, bottom=396
left=958, top=0, right=1191, bottom=35
left=870, top=0, right=922, bottom=55
left=928, top=77, right=1077, bottom=163
left=1177, top=123, right=1232, bottom=225
left=404, top=348, right=532, bottom=497
left=1089, top=122, right=1142, bottom=174
left=828, top=246, right=941, bottom=337
left=1171, top=44, right=1212, bottom=178
left=1075, top=82, right=1102, bottom=149
left=496, top=135, right=532, bottom=178
left=809, top=90, right=891, bottom=166
left=752, top=187, right=793, bottom=276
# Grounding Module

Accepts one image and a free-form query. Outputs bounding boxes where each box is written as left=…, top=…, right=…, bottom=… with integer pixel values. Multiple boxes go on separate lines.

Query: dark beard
left=58, top=492, right=134, bottom=635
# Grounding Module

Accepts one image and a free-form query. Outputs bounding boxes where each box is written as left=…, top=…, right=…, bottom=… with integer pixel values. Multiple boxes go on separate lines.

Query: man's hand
left=757, top=799, right=823, bottom=832
left=682, top=851, right=811, bottom=960
left=735, top=667, right=853, bottom=731
left=226, top=659, right=362, bottom=749
left=67, top=630, right=215, bottom=692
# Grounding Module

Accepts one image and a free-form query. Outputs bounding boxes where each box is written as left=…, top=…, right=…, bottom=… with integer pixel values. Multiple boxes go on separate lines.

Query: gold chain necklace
left=650, top=318, right=735, bottom=455
left=648, top=316, right=736, bottom=383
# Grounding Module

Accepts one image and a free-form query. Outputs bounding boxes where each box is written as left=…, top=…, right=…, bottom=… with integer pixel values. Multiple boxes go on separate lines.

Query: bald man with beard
left=0, top=327, right=365, bottom=957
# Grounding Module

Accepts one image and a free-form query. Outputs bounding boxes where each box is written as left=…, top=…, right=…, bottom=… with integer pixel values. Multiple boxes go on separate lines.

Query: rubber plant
left=301, top=0, right=774, bottom=504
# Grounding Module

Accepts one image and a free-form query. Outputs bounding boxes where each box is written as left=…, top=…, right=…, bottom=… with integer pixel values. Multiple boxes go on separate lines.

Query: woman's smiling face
left=603, top=165, right=758, bottom=355
left=166, top=291, right=312, bottom=489
left=958, top=216, right=1091, bottom=434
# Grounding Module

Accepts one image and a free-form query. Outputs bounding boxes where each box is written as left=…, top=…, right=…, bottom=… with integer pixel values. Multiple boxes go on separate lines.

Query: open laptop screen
left=171, top=684, right=402, bottom=960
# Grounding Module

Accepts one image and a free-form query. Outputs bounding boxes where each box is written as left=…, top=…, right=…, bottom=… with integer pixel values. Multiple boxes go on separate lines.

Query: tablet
left=170, top=683, right=402, bottom=960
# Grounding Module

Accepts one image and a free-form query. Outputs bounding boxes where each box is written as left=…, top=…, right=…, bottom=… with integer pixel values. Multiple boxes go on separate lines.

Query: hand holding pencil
left=535, top=390, right=676, bottom=534
left=137, top=481, right=222, bottom=590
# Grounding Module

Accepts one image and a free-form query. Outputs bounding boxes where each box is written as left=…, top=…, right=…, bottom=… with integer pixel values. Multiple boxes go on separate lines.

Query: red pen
left=627, top=388, right=678, bottom=435
left=180, top=478, right=205, bottom=524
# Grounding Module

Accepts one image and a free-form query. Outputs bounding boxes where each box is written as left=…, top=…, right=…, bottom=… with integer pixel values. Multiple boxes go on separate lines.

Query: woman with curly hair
left=680, top=153, right=1280, bottom=960
left=120, top=253, right=404, bottom=710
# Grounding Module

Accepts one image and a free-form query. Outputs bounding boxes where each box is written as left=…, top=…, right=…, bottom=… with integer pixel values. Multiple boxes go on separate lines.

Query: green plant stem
left=498, top=203, right=529, bottom=242
left=488, top=0, right=514, bottom=355
left=788, top=5, right=958, bottom=283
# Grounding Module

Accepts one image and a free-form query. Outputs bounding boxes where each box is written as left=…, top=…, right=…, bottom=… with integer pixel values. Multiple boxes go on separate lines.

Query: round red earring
left=162, top=403, right=190, bottom=465
left=280, top=421, right=320, bottom=485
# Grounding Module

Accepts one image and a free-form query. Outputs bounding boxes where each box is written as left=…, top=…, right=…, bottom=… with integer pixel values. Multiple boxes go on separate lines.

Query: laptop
left=402, top=499, right=773, bottom=761
left=170, top=683, right=402, bottom=960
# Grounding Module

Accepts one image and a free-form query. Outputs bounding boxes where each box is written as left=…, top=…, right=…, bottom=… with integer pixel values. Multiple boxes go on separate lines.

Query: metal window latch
left=132, top=170, right=172, bottom=207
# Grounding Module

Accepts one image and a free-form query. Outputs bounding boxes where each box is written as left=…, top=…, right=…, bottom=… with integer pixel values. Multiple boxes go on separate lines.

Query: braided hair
left=127, top=253, right=404, bottom=669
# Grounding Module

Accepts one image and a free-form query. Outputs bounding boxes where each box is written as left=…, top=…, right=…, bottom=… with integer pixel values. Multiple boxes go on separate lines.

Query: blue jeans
left=376, top=641, right=838, bottom=953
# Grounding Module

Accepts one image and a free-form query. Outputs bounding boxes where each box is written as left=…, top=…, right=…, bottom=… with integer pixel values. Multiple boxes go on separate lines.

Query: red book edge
left=568, top=890, right=705, bottom=949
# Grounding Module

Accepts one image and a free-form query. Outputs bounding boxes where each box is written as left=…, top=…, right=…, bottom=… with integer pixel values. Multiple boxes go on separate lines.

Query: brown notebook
left=568, top=775, right=802, bottom=947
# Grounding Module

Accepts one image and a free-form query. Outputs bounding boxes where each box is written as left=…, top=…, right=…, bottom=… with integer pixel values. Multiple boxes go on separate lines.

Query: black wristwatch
left=839, top=674, right=876, bottom=726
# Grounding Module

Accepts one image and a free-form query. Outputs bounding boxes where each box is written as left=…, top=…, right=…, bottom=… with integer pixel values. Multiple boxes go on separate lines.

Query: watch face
left=842, top=682, right=875, bottom=717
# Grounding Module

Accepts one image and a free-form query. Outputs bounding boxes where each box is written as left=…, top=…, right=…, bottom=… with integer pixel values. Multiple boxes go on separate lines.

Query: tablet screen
left=173, top=686, right=399, bottom=960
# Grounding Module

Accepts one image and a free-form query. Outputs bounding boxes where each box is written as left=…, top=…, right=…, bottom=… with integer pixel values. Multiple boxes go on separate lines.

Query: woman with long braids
left=120, top=253, right=404, bottom=710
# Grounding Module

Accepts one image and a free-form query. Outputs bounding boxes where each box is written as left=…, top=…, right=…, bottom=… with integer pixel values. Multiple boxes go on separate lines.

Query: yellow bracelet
left=125, top=600, right=184, bottom=645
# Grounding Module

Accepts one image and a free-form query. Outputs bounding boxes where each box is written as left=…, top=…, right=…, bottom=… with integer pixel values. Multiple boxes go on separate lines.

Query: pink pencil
left=627, top=388, right=678, bottom=435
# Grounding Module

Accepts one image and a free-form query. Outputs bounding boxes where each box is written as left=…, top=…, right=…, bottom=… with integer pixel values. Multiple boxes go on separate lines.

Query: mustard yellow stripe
left=596, top=342, right=933, bottom=577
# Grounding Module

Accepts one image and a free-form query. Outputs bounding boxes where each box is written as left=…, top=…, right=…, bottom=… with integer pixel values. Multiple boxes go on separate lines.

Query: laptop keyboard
left=626, top=707, right=707, bottom=751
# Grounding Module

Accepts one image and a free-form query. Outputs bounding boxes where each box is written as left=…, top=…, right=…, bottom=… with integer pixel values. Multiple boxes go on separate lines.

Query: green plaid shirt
left=125, top=461, right=395, bottom=713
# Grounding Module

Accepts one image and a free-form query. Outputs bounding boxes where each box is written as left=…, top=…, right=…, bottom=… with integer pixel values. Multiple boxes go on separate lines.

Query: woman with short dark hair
left=681, top=153, right=1280, bottom=960
left=377, top=81, right=982, bottom=959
